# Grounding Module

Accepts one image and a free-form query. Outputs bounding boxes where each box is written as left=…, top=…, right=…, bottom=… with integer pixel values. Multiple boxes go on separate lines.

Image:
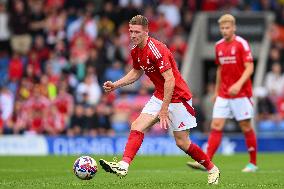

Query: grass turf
left=0, top=153, right=283, bottom=189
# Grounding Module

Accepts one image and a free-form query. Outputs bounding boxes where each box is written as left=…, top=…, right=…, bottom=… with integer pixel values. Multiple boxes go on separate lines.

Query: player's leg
left=173, top=130, right=220, bottom=184
left=239, top=119, right=258, bottom=172
left=187, top=97, right=230, bottom=170
left=231, top=97, right=257, bottom=172
left=100, top=113, right=158, bottom=177
left=206, top=118, right=226, bottom=160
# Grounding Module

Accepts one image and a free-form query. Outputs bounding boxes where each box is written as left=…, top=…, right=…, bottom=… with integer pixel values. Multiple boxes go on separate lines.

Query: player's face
left=219, top=22, right=236, bottom=41
left=129, top=24, right=148, bottom=46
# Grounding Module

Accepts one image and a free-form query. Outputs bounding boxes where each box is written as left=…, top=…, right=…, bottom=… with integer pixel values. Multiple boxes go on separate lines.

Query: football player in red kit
left=187, top=14, right=257, bottom=172
left=99, top=15, right=220, bottom=184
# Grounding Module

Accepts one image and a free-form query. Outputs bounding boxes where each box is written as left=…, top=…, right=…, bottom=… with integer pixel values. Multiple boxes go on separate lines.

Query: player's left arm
left=159, top=68, right=175, bottom=129
left=229, top=40, right=254, bottom=96
left=229, top=62, right=254, bottom=96
left=236, top=62, right=254, bottom=87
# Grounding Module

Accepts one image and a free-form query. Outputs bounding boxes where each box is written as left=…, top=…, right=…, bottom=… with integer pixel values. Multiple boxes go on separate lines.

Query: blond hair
left=218, top=14, right=236, bottom=25
left=129, top=15, right=149, bottom=28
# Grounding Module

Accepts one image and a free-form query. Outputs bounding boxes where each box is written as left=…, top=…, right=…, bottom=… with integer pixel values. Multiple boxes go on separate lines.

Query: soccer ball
left=73, top=156, right=98, bottom=180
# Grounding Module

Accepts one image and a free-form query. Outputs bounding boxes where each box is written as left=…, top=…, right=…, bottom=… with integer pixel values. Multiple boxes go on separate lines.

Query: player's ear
left=143, top=26, right=149, bottom=34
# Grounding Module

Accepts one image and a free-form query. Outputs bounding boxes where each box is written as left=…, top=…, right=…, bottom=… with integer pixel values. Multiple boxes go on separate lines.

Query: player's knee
left=239, top=120, right=253, bottom=132
left=211, top=120, right=224, bottom=130
left=130, top=120, right=143, bottom=132
left=175, top=138, right=189, bottom=151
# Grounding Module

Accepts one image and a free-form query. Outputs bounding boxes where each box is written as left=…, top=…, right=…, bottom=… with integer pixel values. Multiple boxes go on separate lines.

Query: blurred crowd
left=255, top=4, right=284, bottom=133
left=0, top=0, right=284, bottom=136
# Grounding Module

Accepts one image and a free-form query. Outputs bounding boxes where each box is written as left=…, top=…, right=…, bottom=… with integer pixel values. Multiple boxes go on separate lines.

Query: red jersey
left=131, top=37, right=191, bottom=102
left=215, top=35, right=253, bottom=98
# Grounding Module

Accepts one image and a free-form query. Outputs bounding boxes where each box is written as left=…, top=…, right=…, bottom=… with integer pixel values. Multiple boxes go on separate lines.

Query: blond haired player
left=99, top=15, right=220, bottom=184
left=187, top=14, right=257, bottom=172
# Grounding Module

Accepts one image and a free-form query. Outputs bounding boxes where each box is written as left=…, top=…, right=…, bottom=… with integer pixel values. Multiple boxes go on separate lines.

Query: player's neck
left=225, top=34, right=235, bottom=42
left=138, top=36, right=149, bottom=49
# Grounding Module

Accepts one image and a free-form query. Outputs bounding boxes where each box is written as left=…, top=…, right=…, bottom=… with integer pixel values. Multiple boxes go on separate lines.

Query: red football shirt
left=215, top=35, right=253, bottom=98
left=131, top=37, right=191, bottom=102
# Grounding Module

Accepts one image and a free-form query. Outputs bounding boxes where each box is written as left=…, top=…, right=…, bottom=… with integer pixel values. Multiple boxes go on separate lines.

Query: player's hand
left=103, top=81, right=116, bottom=93
left=158, top=109, right=170, bottom=130
left=228, top=83, right=241, bottom=96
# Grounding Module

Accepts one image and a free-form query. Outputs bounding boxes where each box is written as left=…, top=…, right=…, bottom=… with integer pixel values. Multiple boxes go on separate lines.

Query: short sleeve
left=239, top=40, right=253, bottom=64
left=150, top=44, right=172, bottom=73
left=215, top=45, right=220, bottom=65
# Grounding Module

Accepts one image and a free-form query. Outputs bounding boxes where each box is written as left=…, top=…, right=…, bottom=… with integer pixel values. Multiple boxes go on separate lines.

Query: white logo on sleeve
left=159, top=61, right=164, bottom=69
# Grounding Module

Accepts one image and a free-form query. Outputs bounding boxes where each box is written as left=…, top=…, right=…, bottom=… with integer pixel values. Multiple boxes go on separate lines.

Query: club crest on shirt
left=218, top=51, right=223, bottom=56
left=147, top=58, right=150, bottom=64
left=138, top=58, right=140, bottom=62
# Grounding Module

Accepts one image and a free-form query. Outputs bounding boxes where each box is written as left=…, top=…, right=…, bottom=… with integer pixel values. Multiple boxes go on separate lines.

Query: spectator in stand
left=104, top=61, right=125, bottom=83
left=46, top=50, right=68, bottom=78
left=67, top=103, right=86, bottom=136
left=70, top=23, right=93, bottom=66
left=152, top=12, right=173, bottom=44
left=8, top=52, right=24, bottom=82
left=30, top=35, right=50, bottom=72
left=53, top=82, right=74, bottom=128
left=24, top=84, right=50, bottom=134
left=129, top=86, right=151, bottom=124
left=112, top=91, right=132, bottom=134
left=8, top=52, right=24, bottom=94
left=17, top=76, right=34, bottom=100
left=28, top=51, right=41, bottom=77
left=157, top=0, right=181, bottom=27
left=44, top=7, right=66, bottom=48
left=0, top=1, right=10, bottom=54
left=169, top=35, right=187, bottom=68
left=0, top=53, right=9, bottom=87
left=5, top=100, right=26, bottom=134
left=84, top=106, right=99, bottom=136
left=0, top=86, right=14, bottom=133
left=67, top=8, right=97, bottom=42
left=264, top=63, right=284, bottom=98
left=44, top=104, right=66, bottom=135
left=254, top=87, right=277, bottom=132
left=86, top=48, right=106, bottom=84
left=96, top=93, right=114, bottom=136
left=28, top=0, right=46, bottom=37
left=45, top=0, right=65, bottom=11
left=97, top=14, right=115, bottom=38
left=76, top=73, right=102, bottom=106
left=9, top=0, right=31, bottom=55
left=250, top=0, right=277, bottom=11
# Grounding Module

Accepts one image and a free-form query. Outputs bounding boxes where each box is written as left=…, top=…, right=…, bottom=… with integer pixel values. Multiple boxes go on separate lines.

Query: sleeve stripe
left=236, top=36, right=249, bottom=51
left=149, top=40, right=162, bottom=59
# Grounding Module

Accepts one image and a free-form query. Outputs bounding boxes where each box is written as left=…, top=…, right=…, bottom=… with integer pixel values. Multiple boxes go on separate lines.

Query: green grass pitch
left=0, top=154, right=283, bottom=189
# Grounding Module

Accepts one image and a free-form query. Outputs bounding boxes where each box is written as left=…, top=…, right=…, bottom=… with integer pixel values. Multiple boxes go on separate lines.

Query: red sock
left=187, top=143, right=214, bottom=171
left=244, top=129, right=257, bottom=165
left=206, top=129, right=223, bottom=160
left=122, top=130, right=144, bottom=164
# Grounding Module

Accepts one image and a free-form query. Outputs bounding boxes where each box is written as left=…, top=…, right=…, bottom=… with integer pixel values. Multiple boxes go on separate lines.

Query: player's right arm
left=103, top=68, right=143, bottom=93
left=213, top=45, right=221, bottom=102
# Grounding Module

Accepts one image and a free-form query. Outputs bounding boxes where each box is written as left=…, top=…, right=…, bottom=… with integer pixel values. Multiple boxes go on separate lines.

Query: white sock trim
left=208, top=165, right=218, bottom=173
left=119, top=161, right=129, bottom=169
